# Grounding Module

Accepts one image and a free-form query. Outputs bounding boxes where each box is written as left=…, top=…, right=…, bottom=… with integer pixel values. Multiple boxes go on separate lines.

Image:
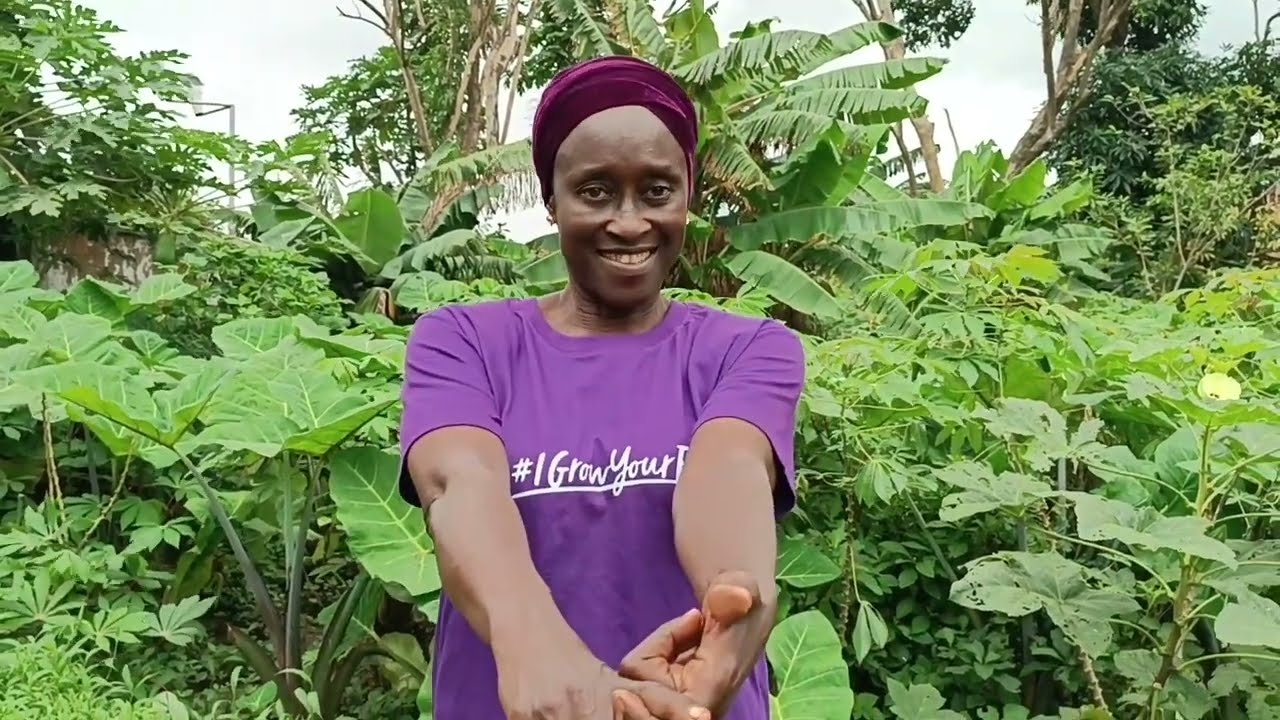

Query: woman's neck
left=539, top=286, right=668, bottom=337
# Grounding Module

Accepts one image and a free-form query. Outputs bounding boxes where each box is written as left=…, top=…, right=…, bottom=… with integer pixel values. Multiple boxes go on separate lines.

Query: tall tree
left=851, top=0, right=947, bottom=194
left=300, top=0, right=546, bottom=185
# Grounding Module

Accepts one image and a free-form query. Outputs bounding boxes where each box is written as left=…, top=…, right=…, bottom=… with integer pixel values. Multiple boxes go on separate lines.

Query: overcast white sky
left=84, top=0, right=1271, bottom=240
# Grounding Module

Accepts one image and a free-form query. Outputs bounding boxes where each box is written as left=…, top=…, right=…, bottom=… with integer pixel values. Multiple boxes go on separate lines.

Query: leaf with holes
left=950, top=551, right=1138, bottom=657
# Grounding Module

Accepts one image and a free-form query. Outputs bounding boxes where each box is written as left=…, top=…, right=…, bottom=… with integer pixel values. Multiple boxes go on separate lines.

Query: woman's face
left=550, top=105, right=688, bottom=313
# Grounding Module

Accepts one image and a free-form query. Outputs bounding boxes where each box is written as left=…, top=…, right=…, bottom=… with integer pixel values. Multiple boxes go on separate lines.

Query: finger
left=630, top=608, right=703, bottom=661
left=612, top=689, right=655, bottom=720
left=703, top=582, right=754, bottom=626
left=619, top=609, right=703, bottom=683
left=625, top=680, right=711, bottom=720
left=676, top=657, right=725, bottom=710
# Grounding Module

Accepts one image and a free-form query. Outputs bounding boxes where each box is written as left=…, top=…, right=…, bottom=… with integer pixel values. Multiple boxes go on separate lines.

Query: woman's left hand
left=619, top=570, right=773, bottom=716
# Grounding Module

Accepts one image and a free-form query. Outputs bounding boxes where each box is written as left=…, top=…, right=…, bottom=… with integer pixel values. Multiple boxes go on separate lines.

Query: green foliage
left=1071, top=79, right=1280, bottom=296
left=139, top=235, right=347, bottom=357
left=7, top=2, right=1280, bottom=720
left=0, top=635, right=177, bottom=719
left=892, top=0, right=975, bottom=51
left=0, top=0, right=241, bottom=257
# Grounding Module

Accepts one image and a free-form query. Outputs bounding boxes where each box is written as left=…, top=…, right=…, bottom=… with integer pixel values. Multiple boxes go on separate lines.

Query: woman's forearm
left=408, top=430, right=574, bottom=655
left=429, top=480, right=568, bottom=648
left=672, top=429, right=779, bottom=609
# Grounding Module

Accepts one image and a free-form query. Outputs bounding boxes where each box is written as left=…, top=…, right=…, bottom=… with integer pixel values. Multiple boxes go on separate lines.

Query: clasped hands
left=496, top=571, right=771, bottom=720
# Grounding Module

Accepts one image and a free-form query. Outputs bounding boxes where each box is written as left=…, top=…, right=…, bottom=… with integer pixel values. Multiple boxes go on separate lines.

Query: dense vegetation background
left=1, top=0, right=1279, bottom=718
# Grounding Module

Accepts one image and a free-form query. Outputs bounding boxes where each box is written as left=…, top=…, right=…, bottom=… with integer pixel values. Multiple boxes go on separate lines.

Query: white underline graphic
left=511, top=478, right=677, bottom=499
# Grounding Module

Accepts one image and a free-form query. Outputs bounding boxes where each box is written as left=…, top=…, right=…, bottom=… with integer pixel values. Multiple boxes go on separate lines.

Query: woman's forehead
left=556, top=106, right=684, bottom=167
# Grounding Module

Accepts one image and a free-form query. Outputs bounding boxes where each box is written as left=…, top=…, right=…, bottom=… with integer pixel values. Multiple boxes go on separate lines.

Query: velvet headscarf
left=531, top=55, right=699, bottom=206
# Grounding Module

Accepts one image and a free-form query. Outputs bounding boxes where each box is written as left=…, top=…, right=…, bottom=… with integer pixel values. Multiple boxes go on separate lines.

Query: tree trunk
left=1008, top=0, right=1134, bottom=173
left=866, top=0, right=946, bottom=194
left=34, top=231, right=153, bottom=290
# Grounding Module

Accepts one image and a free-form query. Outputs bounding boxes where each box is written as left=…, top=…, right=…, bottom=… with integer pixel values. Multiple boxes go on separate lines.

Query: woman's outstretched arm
left=405, top=427, right=561, bottom=648
left=669, top=320, right=806, bottom=713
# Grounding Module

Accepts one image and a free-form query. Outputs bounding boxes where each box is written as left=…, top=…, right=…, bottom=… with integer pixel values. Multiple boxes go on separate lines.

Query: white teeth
left=601, top=250, right=655, bottom=266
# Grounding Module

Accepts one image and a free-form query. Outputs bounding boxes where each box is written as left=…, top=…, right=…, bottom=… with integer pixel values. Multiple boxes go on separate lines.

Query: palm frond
left=777, top=87, right=926, bottom=125
left=737, top=110, right=839, bottom=148
left=791, top=57, right=946, bottom=92
left=791, top=21, right=903, bottom=77
left=671, top=29, right=833, bottom=87
left=549, top=0, right=616, bottom=57
left=699, top=133, right=773, bottom=197
left=601, top=0, right=666, bottom=61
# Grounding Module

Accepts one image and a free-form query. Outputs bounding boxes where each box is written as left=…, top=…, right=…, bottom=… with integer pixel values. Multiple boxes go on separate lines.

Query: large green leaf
left=728, top=200, right=993, bottom=251
left=0, top=305, right=47, bottom=341
left=934, top=461, right=1054, bottom=521
left=1215, top=591, right=1280, bottom=649
left=32, top=312, right=112, bottom=362
left=329, top=447, right=441, bottom=598
left=517, top=250, right=570, bottom=285
left=211, top=317, right=296, bottom=358
left=334, top=188, right=406, bottom=271
left=950, top=551, right=1138, bottom=657
left=64, top=277, right=132, bottom=319
left=23, top=361, right=177, bottom=466
left=191, top=368, right=392, bottom=458
left=0, top=260, right=39, bottom=294
left=725, top=250, right=840, bottom=318
left=1066, top=492, right=1237, bottom=567
left=132, top=273, right=197, bottom=306
left=776, top=537, right=841, bottom=588
left=886, top=679, right=966, bottom=719
left=766, top=610, right=854, bottom=720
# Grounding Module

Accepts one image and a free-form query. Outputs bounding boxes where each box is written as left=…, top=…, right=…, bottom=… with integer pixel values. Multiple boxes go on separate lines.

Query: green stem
left=1145, top=422, right=1216, bottom=718
left=1038, top=528, right=1174, bottom=599
left=176, top=450, right=285, bottom=658
left=1176, top=652, right=1280, bottom=672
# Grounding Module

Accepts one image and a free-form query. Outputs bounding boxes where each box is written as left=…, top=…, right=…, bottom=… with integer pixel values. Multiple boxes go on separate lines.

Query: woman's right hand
left=494, top=625, right=710, bottom=720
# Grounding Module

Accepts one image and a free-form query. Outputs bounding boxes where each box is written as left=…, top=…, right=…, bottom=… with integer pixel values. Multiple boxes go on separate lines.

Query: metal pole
left=193, top=101, right=237, bottom=211
left=226, top=104, right=236, bottom=210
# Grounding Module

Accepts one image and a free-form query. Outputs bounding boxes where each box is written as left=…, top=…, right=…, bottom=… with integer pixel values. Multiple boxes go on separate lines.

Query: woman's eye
left=647, top=185, right=673, bottom=200
left=580, top=186, right=609, bottom=201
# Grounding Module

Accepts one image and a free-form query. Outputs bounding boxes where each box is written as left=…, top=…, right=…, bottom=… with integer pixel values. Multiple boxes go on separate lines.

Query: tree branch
left=381, top=0, right=434, bottom=153
left=501, top=0, right=541, bottom=144
left=1040, top=0, right=1057, bottom=119
left=447, top=0, right=496, bottom=146
left=1009, top=0, right=1133, bottom=172
left=873, top=0, right=944, bottom=193
left=336, top=4, right=389, bottom=37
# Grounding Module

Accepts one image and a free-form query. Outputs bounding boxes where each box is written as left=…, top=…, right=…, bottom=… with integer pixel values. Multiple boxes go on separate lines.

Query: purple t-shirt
left=398, top=297, right=805, bottom=720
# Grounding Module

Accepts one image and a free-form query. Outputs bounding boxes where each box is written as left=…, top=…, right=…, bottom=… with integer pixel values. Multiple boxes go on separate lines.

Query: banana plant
left=519, top=0, right=972, bottom=320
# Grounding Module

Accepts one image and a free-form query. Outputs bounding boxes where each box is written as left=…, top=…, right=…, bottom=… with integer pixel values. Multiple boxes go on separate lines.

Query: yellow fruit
left=1197, top=372, right=1241, bottom=401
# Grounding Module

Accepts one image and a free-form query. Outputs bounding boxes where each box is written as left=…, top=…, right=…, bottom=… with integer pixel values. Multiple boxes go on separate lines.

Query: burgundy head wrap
left=531, top=55, right=699, bottom=206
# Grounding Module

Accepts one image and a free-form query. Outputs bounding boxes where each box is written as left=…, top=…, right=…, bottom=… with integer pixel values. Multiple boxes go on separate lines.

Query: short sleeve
left=693, top=320, right=806, bottom=517
left=398, top=307, right=502, bottom=507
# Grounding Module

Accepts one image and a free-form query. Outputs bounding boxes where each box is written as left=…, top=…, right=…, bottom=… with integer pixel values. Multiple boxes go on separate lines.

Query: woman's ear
left=546, top=198, right=557, bottom=226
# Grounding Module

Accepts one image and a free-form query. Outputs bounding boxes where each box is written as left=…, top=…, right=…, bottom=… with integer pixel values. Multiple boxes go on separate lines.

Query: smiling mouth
left=598, top=248, right=657, bottom=267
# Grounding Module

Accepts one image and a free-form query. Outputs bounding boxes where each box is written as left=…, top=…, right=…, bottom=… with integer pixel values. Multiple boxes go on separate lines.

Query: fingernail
left=690, top=707, right=710, bottom=720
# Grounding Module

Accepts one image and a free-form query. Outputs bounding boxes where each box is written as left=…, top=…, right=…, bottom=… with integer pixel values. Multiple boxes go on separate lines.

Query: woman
left=399, top=55, right=805, bottom=720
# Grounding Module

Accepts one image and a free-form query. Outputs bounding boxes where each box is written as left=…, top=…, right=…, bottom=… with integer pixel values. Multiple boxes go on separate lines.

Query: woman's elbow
left=406, top=427, right=508, bottom=510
